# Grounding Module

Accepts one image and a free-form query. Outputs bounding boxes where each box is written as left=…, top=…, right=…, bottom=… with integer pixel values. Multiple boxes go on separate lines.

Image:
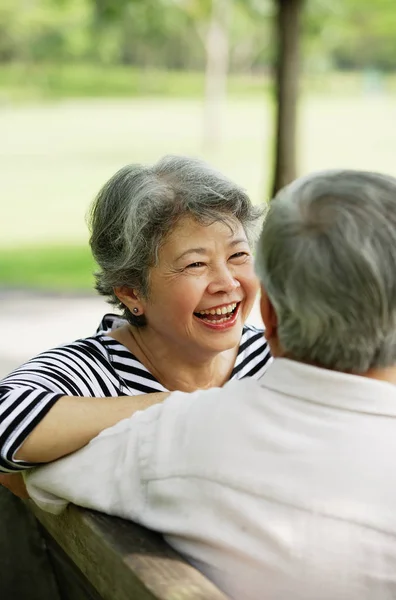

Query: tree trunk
left=271, top=0, right=304, bottom=196
left=203, top=0, right=231, bottom=151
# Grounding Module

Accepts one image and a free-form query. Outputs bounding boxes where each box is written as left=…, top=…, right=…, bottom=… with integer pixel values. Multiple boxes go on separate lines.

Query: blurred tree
left=175, top=0, right=231, bottom=149
left=1, top=0, right=395, bottom=195
left=230, top=0, right=274, bottom=73
left=2, top=0, right=396, bottom=74
left=89, top=0, right=196, bottom=67
left=183, top=0, right=273, bottom=149
left=202, top=0, right=231, bottom=149
left=0, top=0, right=91, bottom=63
left=119, top=1, right=198, bottom=69
left=330, top=0, right=396, bottom=71
left=272, top=0, right=304, bottom=196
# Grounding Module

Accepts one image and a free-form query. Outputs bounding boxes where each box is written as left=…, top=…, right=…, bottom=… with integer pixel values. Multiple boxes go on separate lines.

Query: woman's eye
left=230, top=252, right=249, bottom=261
left=187, top=262, right=205, bottom=269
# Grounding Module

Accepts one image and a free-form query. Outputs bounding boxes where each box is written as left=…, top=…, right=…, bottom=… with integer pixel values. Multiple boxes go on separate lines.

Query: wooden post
left=271, top=0, right=304, bottom=196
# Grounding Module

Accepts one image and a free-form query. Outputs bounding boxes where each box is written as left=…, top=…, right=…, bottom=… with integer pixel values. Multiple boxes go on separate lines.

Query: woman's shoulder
left=1, top=316, right=122, bottom=391
left=95, top=313, right=128, bottom=335
left=240, top=323, right=266, bottom=350
left=241, top=322, right=264, bottom=336
left=230, top=323, right=272, bottom=380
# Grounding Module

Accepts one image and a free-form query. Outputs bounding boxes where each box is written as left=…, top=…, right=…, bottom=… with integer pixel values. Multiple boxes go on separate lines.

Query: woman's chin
left=193, top=313, right=244, bottom=353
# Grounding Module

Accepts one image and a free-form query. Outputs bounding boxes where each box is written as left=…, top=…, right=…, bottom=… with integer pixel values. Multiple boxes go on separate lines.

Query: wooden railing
left=29, top=501, right=229, bottom=600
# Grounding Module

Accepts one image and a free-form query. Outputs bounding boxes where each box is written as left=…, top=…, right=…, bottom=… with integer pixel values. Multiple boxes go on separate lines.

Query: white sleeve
left=24, top=409, right=152, bottom=517
left=24, top=388, right=213, bottom=517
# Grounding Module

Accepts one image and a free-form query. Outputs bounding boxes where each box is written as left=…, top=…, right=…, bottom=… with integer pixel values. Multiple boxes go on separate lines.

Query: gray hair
left=89, top=155, right=262, bottom=325
left=256, top=169, right=396, bottom=373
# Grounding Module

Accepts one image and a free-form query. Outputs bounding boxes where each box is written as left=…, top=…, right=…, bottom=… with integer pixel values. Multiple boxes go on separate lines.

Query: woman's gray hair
left=89, top=155, right=262, bottom=325
left=256, top=169, right=396, bottom=373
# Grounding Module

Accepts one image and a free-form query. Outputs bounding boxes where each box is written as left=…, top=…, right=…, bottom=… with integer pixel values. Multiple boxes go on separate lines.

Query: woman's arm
left=0, top=337, right=169, bottom=473
left=0, top=473, right=29, bottom=498
left=1, top=391, right=168, bottom=499
left=15, top=392, right=169, bottom=464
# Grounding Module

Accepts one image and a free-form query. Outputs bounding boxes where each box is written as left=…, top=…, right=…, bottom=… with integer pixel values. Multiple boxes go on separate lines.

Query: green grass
left=0, top=63, right=271, bottom=101
left=2, top=85, right=396, bottom=290
left=0, top=246, right=95, bottom=290
left=2, top=63, right=395, bottom=103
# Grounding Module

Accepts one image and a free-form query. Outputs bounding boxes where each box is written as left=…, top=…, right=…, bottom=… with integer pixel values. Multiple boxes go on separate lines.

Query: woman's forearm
left=14, top=392, right=169, bottom=464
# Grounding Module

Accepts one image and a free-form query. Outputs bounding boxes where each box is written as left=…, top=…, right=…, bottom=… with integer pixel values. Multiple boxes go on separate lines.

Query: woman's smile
left=193, top=301, right=241, bottom=329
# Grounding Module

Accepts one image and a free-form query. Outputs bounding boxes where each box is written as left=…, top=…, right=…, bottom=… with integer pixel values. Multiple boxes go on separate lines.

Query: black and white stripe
left=0, top=314, right=271, bottom=473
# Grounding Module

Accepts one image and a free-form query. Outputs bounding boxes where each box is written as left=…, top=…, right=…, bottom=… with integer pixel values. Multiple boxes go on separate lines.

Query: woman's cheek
left=174, top=279, right=205, bottom=311
left=240, top=263, right=259, bottom=290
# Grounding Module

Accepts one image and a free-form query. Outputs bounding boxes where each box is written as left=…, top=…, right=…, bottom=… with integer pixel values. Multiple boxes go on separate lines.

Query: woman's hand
left=0, top=473, right=29, bottom=499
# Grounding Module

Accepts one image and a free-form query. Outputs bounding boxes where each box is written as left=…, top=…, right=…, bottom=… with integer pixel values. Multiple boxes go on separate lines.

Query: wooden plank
left=29, top=502, right=229, bottom=600
left=41, top=525, right=103, bottom=600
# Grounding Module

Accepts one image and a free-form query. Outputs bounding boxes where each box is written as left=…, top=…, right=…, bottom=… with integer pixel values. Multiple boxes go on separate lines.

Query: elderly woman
left=0, top=155, right=270, bottom=479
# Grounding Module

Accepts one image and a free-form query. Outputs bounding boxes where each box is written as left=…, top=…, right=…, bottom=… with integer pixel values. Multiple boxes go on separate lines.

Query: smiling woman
left=112, top=216, right=259, bottom=390
left=0, top=155, right=271, bottom=484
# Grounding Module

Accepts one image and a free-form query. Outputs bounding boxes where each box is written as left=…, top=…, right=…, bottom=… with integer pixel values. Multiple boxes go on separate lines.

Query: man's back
left=27, top=358, right=396, bottom=599
left=158, top=359, right=396, bottom=599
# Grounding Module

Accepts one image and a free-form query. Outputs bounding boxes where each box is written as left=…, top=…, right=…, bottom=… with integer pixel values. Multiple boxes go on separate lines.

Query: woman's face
left=139, top=216, right=259, bottom=359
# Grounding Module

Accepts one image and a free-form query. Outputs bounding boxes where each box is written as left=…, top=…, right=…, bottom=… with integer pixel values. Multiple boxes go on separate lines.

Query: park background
left=1, top=0, right=395, bottom=373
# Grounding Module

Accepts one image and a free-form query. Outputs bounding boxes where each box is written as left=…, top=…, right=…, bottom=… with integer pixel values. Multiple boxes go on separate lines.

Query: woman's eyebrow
left=175, top=247, right=208, bottom=262
left=230, top=237, right=249, bottom=247
left=175, top=238, right=249, bottom=262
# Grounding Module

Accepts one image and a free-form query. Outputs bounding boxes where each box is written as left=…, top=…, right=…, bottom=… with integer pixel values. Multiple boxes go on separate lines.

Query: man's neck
left=360, top=366, right=396, bottom=385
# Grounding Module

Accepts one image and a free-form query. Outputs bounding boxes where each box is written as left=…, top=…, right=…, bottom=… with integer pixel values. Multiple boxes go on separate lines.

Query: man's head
left=256, top=170, right=396, bottom=374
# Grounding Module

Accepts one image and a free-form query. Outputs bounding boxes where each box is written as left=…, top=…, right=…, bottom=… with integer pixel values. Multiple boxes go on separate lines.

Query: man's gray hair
left=256, top=169, right=396, bottom=373
left=89, top=155, right=262, bottom=325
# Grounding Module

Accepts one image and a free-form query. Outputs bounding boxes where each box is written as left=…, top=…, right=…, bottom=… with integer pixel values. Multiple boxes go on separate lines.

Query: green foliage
left=3, top=0, right=394, bottom=73
left=0, top=0, right=92, bottom=62
left=302, top=0, right=396, bottom=72
left=0, top=246, right=95, bottom=290
left=330, top=0, right=396, bottom=71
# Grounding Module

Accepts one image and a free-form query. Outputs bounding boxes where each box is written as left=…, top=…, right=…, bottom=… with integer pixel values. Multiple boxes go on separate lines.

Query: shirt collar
left=260, top=358, right=396, bottom=417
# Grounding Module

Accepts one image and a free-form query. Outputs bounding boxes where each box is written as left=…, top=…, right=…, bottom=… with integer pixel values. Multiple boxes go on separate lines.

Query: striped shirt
left=0, top=314, right=271, bottom=473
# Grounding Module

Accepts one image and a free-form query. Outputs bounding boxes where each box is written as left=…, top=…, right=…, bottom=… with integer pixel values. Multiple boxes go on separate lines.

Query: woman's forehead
left=162, top=217, right=247, bottom=255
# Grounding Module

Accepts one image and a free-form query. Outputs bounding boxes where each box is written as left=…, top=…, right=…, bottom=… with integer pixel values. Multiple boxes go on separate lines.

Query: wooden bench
left=29, top=501, right=229, bottom=600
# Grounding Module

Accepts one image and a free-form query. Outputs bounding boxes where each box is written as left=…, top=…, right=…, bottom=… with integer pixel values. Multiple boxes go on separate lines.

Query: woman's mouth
left=193, top=302, right=241, bottom=329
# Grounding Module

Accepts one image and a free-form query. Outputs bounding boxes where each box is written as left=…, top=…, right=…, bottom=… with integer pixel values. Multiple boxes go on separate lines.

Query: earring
left=132, top=307, right=139, bottom=314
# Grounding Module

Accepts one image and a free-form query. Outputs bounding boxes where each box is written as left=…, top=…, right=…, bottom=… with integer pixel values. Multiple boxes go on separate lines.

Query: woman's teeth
left=194, top=302, right=239, bottom=323
left=198, top=302, right=237, bottom=316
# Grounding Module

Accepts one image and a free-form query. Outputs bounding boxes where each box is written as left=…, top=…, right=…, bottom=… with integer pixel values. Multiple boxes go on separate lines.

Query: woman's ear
left=114, top=287, right=144, bottom=315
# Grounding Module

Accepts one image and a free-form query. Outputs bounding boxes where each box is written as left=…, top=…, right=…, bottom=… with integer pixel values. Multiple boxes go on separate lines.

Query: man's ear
left=114, top=287, right=144, bottom=314
left=259, top=285, right=278, bottom=341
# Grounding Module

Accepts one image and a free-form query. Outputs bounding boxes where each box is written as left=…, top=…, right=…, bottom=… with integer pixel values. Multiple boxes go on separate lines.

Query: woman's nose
left=207, top=268, right=240, bottom=295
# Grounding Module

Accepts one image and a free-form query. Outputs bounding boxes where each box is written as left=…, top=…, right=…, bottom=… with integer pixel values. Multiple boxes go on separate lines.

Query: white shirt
left=26, top=359, right=396, bottom=600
